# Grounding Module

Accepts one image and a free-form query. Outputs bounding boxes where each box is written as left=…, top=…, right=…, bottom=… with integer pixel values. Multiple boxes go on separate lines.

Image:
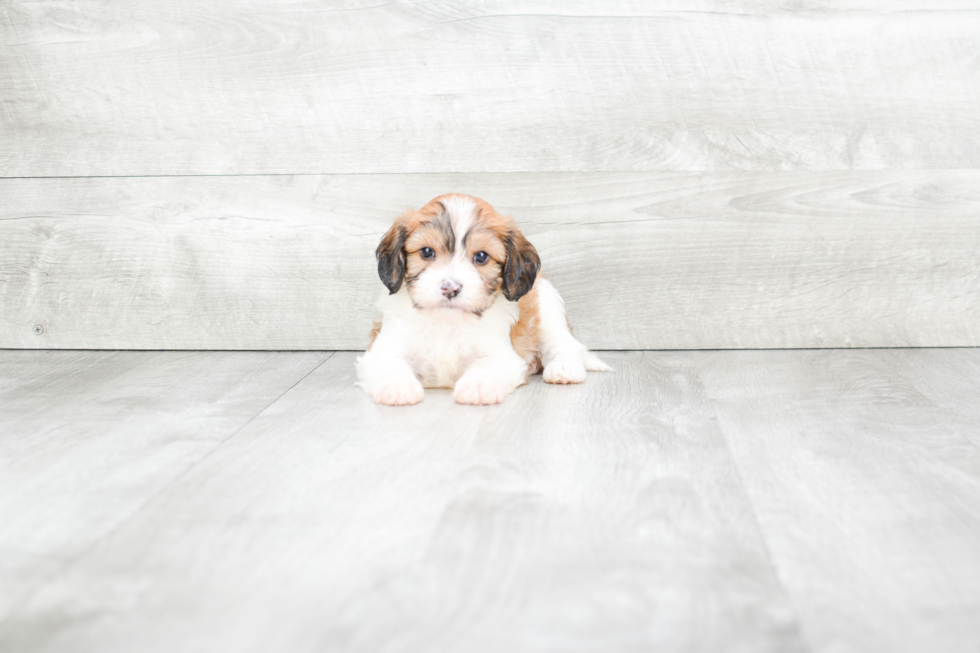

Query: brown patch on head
left=459, top=227, right=506, bottom=298
left=375, top=194, right=540, bottom=314
left=409, top=201, right=455, bottom=252
left=441, top=194, right=540, bottom=302
left=399, top=200, right=459, bottom=291
left=452, top=195, right=542, bottom=301
left=376, top=208, right=431, bottom=294
left=376, top=202, right=449, bottom=293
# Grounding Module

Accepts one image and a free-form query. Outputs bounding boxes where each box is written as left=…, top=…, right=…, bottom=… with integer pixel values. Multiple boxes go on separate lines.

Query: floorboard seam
left=0, top=351, right=335, bottom=629
left=696, top=363, right=816, bottom=653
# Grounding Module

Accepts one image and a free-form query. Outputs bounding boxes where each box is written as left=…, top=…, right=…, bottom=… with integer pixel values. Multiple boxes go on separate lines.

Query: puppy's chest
left=404, top=319, right=507, bottom=388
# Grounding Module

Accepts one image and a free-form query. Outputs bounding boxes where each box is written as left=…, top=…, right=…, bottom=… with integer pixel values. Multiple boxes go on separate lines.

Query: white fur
left=409, top=253, right=488, bottom=314
left=357, top=289, right=528, bottom=405
left=357, top=279, right=611, bottom=405
left=441, top=194, right=477, bottom=255
left=535, top=279, right=614, bottom=384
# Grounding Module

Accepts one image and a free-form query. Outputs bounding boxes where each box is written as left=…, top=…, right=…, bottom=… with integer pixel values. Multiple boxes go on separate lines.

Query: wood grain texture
left=2, top=171, right=978, bottom=349
left=0, top=350, right=329, bottom=619
left=2, top=1, right=979, bottom=175
left=0, top=352, right=805, bottom=653
left=874, top=348, right=980, bottom=449
left=3, top=349, right=980, bottom=652
left=697, top=349, right=980, bottom=653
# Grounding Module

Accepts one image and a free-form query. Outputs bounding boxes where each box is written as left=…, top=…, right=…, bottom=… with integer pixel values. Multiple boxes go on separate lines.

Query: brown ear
left=376, top=220, right=408, bottom=294
left=502, top=229, right=540, bottom=301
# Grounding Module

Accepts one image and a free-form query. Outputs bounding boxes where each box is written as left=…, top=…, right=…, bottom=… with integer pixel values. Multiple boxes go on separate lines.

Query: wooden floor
left=1, top=349, right=979, bottom=653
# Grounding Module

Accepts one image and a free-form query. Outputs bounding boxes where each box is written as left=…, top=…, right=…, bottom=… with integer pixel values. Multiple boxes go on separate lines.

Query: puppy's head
left=376, top=194, right=540, bottom=314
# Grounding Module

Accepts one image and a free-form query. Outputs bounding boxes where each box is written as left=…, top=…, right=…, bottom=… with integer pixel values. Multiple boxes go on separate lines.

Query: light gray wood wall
left=1, top=1, right=978, bottom=349
left=3, top=172, right=978, bottom=350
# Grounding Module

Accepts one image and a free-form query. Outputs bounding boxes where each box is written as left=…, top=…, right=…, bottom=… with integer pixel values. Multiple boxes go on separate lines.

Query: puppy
left=356, top=194, right=610, bottom=406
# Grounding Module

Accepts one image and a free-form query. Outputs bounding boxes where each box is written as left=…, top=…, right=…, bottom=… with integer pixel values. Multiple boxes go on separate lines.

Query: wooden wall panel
left=2, top=1, right=978, bottom=349
left=2, top=172, right=977, bottom=350
left=1, top=1, right=979, bottom=175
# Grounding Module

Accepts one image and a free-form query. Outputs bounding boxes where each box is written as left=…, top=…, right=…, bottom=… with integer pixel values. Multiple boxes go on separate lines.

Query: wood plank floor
left=1, top=349, right=978, bottom=652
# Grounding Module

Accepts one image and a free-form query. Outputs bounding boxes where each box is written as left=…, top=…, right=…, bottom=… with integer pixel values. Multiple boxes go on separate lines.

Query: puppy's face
left=376, top=195, right=540, bottom=314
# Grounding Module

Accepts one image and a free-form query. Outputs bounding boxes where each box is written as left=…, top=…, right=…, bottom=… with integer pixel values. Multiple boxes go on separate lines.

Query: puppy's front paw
left=543, top=357, right=587, bottom=384
left=453, top=375, right=507, bottom=405
left=373, top=378, right=424, bottom=406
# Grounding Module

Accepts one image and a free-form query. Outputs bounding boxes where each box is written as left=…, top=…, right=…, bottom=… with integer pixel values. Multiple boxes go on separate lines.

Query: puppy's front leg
left=453, top=352, right=528, bottom=405
left=356, top=349, right=424, bottom=406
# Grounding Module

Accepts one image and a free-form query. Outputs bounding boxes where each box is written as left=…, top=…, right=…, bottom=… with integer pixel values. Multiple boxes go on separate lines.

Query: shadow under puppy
left=357, top=194, right=610, bottom=405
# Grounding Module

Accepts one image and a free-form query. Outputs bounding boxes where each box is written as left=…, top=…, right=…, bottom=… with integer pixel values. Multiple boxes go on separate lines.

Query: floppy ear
left=502, top=229, right=541, bottom=301
left=376, top=221, right=408, bottom=294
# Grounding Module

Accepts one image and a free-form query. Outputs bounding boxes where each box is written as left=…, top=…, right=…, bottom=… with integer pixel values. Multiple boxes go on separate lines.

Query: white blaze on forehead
left=441, top=195, right=477, bottom=259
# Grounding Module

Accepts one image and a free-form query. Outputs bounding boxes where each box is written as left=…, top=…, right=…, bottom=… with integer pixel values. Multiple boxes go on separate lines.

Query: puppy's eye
left=473, top=251, right=489, bottom=265
left=420, top=247, right=435, bottom=260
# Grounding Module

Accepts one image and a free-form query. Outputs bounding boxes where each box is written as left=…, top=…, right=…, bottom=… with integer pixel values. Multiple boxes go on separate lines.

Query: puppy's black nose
left=440, top=280, right=461, bottom=299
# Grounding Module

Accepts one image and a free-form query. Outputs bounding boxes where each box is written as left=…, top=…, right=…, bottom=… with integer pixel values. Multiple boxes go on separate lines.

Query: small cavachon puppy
left=357, top=194, right=610, bottom=405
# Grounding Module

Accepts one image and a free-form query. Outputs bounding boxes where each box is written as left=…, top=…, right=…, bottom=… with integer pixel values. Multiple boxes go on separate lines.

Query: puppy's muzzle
left=440, top=280, right=462, bottom=300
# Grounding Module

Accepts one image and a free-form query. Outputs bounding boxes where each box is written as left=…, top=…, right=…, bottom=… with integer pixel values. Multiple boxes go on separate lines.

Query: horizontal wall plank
left=1, top=172, right=977, bottom=349
left=2, top=1, right=979, bottom=175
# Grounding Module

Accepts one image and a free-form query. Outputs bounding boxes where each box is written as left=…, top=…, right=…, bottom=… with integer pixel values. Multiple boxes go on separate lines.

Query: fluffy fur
left=357, top=194, right=610, bottom=405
